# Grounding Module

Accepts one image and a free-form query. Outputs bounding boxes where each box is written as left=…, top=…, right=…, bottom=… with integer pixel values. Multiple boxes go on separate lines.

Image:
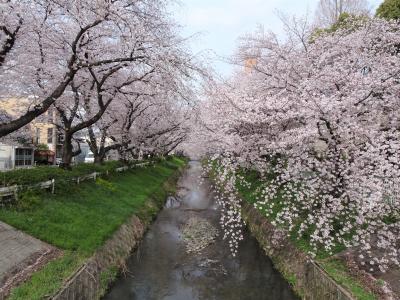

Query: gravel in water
left=182, top=216, right=218, bottom=253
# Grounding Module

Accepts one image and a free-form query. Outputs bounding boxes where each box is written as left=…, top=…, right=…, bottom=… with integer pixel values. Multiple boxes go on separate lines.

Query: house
left=0, top=144, right=34, bottom=170
left=0, top=97, right=64, bottom=167
left=31, top=105, right=64, bottom=162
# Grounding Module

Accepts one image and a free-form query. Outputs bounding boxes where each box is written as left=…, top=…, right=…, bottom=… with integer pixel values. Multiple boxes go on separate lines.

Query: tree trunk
left=118, top=148, right=128, bottom=163
left=60, top=132, right=73, bottom=169
left=94, top=152, right=105, bottom=164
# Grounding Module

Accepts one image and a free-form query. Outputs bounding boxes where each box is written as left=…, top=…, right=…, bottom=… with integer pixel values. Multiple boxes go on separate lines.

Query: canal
left=103, top=161, right=298, bottom=300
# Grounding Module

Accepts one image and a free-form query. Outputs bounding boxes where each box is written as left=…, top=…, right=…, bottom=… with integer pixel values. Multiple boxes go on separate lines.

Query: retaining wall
left=51, top=165, right=185, bottom=300
left=242, top=203, right=354, bottom=300
left=52, top=215, right=145, bottom=300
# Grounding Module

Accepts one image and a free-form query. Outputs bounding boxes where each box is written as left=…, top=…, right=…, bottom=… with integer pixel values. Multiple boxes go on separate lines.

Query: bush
left=95, top=178, right=117, bottom=193
left=17, top=190, right=43, bottom=211
left=0, top=167, right=66, bottom=187
left=0, top=161, right=126, bottom=187
left=36, top=144, right=49, bottom=151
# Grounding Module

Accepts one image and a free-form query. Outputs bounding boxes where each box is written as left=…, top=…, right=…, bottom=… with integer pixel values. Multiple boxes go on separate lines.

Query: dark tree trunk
left=60, top=132, right=73, bottom=169
left=118, top=147, right=128, bottom=163
left=94, top=152, right=105, bottom=164
left=0, top=21, right=22, bottom=67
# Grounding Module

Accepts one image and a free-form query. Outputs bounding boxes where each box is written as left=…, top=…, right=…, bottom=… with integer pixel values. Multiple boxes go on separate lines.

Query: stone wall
left=52, top=215, right=145, bottom=300
left=242, top=203, right=354, bottom=300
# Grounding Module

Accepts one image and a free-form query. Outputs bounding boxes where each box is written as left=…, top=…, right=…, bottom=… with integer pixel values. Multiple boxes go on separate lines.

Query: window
left=56, top=145, right=63, bottom=158
left=35, top=128, right=41, bottom=144
left=47, top=128, right=53, bottom=144
left=24, top=149, right=32, bottom=165
left=15, top=149, right=22, bottom=166
left=57, top=132, right=64, bottom=144
left=15, top=148, right=33, bottom=167
left=48, top=107, right=54, bottom=123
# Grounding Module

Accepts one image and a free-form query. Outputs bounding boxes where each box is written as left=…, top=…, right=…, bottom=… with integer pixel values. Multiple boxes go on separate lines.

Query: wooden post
left=51, top=179, right=55, bottom=194
left=13, top=186, right=18, bottom=203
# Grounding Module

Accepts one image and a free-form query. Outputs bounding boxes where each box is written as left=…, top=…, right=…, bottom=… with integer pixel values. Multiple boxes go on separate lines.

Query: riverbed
left=103, top=161, right=298, bottom=300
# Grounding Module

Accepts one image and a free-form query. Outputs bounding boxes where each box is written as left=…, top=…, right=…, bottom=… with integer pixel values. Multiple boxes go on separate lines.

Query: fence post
left=0, top=160, right=151, bottom=201
left=51, top=179, right=55, bottom=194
left=13, top=186, right=18, bottom=202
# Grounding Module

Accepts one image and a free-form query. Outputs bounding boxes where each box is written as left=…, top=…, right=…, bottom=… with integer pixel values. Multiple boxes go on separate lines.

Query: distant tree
left=315, top=0, right=370, bottom=26
left=376, top=0, right=400, bottom=20
left=311, top=12, right=368, bottom=41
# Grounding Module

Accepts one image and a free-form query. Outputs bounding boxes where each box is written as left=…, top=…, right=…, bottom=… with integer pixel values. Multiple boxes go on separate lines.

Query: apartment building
left=32, top=105, right=64, bottom=160
left=0, top=98, right=64, bottom=169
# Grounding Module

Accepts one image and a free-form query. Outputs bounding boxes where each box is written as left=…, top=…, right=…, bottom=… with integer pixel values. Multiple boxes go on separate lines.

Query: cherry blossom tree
left=81, top=37, right=202, bottom=164
left=1, top=0, right=202, bottom=168
left=0, top=0, right=170, bottom=137
left=110, top=88, right=194, bottom=161
left=53, top=62, right=155, bottom=167
left=200, top=17, right=400, bottom=271
left=84, top=92, right=153, bottom=164
left=0, top=1, right=23, bottom=67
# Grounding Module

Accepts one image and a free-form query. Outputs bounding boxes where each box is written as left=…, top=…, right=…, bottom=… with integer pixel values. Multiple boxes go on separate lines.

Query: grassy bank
left=0, top=160, right=126, bottom=187
left=236, top=170, right=376, bottom=300
left=0, top=157, right=187, bottom=300
left=208, top=162, right=377, bottom=300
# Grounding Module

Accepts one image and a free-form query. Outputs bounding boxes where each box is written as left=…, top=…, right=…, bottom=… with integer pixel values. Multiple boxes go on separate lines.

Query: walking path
left=0, top=221, right=57, bottom=298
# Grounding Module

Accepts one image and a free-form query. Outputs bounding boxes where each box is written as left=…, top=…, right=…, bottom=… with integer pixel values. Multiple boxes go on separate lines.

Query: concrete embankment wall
left=51, top=168, right=184, bottom=300
left=242, top=203, right=354, bottom=300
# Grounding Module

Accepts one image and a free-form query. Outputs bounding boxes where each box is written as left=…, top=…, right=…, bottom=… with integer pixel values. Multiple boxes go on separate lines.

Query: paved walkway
left=0, top=221, right=54, bottom=298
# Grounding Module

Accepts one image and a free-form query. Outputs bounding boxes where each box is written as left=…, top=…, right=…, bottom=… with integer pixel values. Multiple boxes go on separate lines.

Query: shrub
left=0, top=161, right=125, bottom=187
left=17, top=190, right=43, bottom=211
left=96, top=178, right=117, bottom=193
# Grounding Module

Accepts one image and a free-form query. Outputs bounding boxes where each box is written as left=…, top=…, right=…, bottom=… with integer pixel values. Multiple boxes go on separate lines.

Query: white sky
left=172, top=0, right=383, bottom=76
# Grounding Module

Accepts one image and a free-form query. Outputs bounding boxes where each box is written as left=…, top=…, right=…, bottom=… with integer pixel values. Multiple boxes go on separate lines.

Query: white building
left=0, top=144, right=34, bottom=170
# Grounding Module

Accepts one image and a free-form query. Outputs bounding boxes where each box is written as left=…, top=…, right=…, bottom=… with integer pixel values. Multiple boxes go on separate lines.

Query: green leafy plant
left=0, top=160, right=126, bottom=188
left=96, top=178, right=117, bottom=193
left=36, top=144, right=49, bottom=151
left=1, top=157, right=186, bottom=300
left=17, top=190, right=43, bottom=211
left=376, top=0, right=400, bottom=20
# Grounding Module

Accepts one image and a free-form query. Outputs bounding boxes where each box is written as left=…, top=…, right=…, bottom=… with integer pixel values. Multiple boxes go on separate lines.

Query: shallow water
left=103, top=161, right=299, bottom=300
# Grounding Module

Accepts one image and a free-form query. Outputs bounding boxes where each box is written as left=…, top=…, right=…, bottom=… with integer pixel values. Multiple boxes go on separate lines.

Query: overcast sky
left=172, top=0, right=382, bottom=76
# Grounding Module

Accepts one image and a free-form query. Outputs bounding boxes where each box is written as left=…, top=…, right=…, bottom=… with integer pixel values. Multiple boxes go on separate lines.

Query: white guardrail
left=0, top=162, right=151, bottom=200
